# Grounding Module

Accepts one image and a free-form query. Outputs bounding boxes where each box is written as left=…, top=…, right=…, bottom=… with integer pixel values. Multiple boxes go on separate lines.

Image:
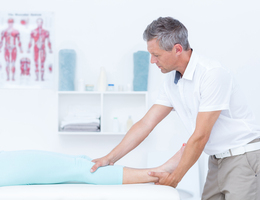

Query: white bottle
left=97, top=67, right=107, bottom=92
left=77, top=79, right=85, bottom=91
left=126, top=83, right=132, bottom=91
left=126, top=116, right=133, bottom=131
left=113, top=117, right=119, bottom=132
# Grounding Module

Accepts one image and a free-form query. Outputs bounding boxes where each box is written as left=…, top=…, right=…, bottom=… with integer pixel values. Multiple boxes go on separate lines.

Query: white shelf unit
left=58, top=91, right=148, bottom=135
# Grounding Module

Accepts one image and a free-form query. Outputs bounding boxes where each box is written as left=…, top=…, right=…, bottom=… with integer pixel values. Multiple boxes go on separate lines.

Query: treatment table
left=0, top=183, right=180, bottom=200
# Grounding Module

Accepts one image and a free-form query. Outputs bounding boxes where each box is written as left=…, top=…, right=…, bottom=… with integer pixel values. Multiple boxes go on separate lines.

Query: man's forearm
left=107, top=119, right=153, bottom=163
left=170, top=133, right=208, bottom=184
left=91, top=105, right=172, bottom=172
left=169, top=110, right=221, bottom=185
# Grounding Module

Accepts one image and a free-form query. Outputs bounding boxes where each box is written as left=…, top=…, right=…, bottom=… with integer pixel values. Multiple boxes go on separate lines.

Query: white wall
left=0, top=0, right=259, bottom=184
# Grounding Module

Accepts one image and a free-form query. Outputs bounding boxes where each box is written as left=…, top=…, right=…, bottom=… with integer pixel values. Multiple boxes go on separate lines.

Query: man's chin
left=160, top=69, right=168, bottom=74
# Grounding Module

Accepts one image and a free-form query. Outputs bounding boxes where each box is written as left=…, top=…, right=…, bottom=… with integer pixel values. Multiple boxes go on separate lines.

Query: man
left=0, top=18, right=23, bottom=81
left=91, top=17, right=260, bottom=199
left=27, top=18, right=52, bottom=81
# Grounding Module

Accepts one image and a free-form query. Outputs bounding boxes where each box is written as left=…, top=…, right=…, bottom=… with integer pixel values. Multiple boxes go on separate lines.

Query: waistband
left=214, top=138, right=260, bottom=159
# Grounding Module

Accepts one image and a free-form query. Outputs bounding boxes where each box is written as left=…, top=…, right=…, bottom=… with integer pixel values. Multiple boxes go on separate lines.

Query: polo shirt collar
left=182, top=50, right=198, bottom=81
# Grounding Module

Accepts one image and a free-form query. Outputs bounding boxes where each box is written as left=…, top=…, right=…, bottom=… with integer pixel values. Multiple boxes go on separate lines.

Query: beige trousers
left=202, top=139, right=260, bottom=200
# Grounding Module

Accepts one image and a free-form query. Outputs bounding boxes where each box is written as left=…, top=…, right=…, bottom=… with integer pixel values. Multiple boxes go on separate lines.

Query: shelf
left=58, top=91, right=148, bottom=135
left=58, top=131, right=126, bottom=136
left=58, top=91, right=101, bottom=94
left=58, top=91, right=148, bottom=95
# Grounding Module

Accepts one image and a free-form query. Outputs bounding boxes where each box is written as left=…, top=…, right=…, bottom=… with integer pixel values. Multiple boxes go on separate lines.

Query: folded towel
left=59, top=49, right=76, bottom=91
left=62, top=124, right=100, bottom=132
left=133, top=51, right=150, bottom=91
left=63, top=124, right=100, bottom=129
left=60, top=105, right=101, bottom=132
left=60, top=118, right=100, bottom=128
left=62, top=128, right=100, bottom=132
left=62, top=123, right=99, bottom=128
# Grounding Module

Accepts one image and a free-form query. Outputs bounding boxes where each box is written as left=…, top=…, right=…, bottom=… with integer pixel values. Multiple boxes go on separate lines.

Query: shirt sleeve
left=199, top=67, right=233, bottom=112
left=155, top=81, right=173, bottom=108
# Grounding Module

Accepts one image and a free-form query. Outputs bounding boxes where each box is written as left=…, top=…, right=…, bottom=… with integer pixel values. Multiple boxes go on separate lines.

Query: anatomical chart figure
left=27, top=18, right=52, bottom=81
left=0, top=18, right=23, bottom=81
left=20, top=57, right=30, bottom=76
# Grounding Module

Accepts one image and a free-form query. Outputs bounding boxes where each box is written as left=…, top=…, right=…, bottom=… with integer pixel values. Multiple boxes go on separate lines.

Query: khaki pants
left=202, top=139, right=260, bottom=200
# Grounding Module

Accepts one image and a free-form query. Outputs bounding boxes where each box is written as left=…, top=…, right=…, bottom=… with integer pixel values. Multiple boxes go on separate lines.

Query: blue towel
left=59, top=49, right=76, bottom=91
left=133, top=51, right=150, bottom=91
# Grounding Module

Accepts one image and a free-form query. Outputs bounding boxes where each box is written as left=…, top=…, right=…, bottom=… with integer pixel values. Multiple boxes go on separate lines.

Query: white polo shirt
left=155, top=51, right=260, bottom=155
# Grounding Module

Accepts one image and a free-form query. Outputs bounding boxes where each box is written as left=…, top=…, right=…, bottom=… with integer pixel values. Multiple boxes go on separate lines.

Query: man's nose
left=150, top=55, right=157, bottom=64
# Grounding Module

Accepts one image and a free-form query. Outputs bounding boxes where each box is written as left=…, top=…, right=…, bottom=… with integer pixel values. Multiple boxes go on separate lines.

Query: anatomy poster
left=0, top=12, right=54, bottom=89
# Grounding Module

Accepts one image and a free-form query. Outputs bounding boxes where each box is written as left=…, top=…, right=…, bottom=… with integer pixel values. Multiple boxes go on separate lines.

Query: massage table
left=0, top=183, right=180, bottom=200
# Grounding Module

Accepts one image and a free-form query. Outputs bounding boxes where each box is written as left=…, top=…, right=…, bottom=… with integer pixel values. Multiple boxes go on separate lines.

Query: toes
left=180, top=143, right=186, bottom=152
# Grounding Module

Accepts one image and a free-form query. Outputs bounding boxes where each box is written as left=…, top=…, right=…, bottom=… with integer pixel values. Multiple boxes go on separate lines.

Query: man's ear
left=173, top=44, right=183, bottom=55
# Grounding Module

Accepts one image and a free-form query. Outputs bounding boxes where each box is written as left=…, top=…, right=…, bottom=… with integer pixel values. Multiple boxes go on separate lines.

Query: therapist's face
left=147, top=39, right=179, bottom=73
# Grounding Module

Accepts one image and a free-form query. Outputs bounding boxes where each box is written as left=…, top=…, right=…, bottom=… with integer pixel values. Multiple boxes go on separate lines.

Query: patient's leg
left=123, top=145, right=185, bottom=184
left=0, top=150, right=90, bottom=187
left=0, top=146, right=184, bottom=187
left=123, top=167, right=159, bottom=184
left=158, top=143, right=186, bottom=173
left=0, top=150, right=124, bottom=186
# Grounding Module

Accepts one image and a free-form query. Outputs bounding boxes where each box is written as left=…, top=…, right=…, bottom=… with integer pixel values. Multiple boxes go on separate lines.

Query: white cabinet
left=58, top=91, right=148, bottom=135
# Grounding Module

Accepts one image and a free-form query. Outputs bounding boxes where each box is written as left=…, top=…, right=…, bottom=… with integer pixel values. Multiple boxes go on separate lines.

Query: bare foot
left=156, top=144, right=186, bottom=173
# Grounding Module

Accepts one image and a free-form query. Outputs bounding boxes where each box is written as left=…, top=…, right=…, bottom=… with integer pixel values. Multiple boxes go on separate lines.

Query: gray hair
left=143, top=17, right=190, bottom=51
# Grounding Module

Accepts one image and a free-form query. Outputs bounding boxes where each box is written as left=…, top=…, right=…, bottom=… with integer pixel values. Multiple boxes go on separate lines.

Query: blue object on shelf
left=59, top=49, right=76, bottom=91
left=133, top=51, right=150, bottom=91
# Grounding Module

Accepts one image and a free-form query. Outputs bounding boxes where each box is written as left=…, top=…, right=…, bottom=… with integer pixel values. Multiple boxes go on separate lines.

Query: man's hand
left=148, top=171, right=179, bottom=188
left=90, top=156, right=114, bottom=173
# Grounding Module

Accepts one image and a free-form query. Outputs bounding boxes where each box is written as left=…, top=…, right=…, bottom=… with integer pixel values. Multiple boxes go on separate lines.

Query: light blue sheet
left=0, top=150, right=123, bottom=187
